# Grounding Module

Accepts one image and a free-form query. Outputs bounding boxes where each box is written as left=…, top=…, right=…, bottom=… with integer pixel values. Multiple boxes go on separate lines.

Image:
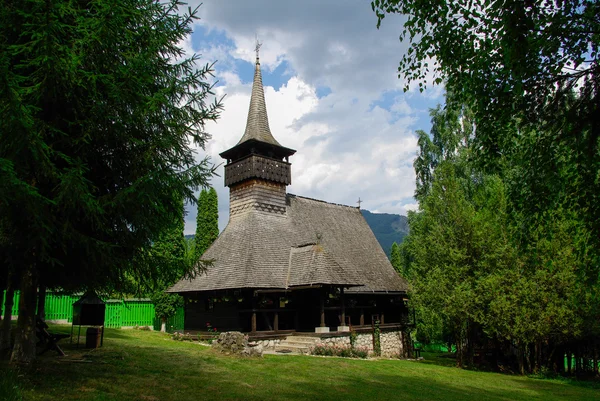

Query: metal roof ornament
left=255, top=34, right=262, bottom=63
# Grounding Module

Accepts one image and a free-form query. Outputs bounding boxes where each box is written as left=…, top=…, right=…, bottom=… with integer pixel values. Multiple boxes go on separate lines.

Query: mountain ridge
left=360, top=209, right=409, bottom=257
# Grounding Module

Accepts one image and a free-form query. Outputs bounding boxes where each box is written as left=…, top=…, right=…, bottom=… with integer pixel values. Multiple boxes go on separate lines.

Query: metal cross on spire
left=357, top=198, right=363, bottom=209
left=255, top=34, right=262, bottom=63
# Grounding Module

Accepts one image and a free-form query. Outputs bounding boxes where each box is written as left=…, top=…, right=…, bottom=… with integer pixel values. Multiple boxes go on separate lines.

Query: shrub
left=352, top=346, right=369, bottom=359
left=339, top=347, right=354, bottom=358
left=373, top=320, right=381, bottom=357
left=349, top=329, right=358, bottom=348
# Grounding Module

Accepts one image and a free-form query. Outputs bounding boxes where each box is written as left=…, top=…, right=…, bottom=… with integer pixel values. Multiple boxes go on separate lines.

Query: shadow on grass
left=4, top=329, right=598, bottom=401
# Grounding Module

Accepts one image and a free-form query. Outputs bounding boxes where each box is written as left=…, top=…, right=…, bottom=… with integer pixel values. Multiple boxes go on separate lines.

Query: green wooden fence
left=1, top=291, right=184, bottom=332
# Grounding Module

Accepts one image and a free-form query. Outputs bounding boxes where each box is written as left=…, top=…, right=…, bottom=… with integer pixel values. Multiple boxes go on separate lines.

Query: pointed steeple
left=220, top=39, right=295, bottom=164
left=237, top=44, right=281, bottom=147
left=220, top=39, right=295, bottom=218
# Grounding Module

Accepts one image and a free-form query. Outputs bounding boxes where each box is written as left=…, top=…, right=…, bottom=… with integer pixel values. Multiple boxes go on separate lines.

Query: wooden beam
left=251, top=298, right=257, bottom=333
left=251, top=311, right=257, bottom=333
left=340, top=287, right=346, bottom=325
left=320, top=292, right=326, bottom=327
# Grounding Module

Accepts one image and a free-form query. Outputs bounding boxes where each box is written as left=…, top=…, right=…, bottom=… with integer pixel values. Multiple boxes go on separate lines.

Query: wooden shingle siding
left=230, top=179, right=287, bottom=216
left=168, top=195, right=408, bottom=294
left=224, top=155, right=292, bottom=187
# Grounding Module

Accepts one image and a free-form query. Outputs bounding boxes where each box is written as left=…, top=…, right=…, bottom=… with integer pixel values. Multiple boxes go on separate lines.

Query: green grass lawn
left=1, top=326, right=598, bottom=401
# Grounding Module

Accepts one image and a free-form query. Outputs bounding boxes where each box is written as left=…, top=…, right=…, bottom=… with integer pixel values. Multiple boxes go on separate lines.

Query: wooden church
left=169, top=47, right=409, bottom=336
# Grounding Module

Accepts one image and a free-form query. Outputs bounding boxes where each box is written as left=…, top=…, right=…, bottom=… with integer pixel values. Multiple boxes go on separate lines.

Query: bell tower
left=219, top=41, right=296, bottom=217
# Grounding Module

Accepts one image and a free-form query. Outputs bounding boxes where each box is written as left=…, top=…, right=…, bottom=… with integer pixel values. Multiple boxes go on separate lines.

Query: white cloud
left=181, top=1, right=444, bottom=234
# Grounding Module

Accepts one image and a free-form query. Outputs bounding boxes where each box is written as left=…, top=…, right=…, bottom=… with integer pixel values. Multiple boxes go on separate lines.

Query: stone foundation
left=251, top=338, right=283, bottom=350
left=314, top=329, right=405, bottom=357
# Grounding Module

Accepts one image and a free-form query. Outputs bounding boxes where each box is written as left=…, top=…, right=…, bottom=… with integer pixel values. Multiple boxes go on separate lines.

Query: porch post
left=360, top=308, right=364, bottom=326
left=340, top=287, right=346, bottom=324
left=315, top=287, right=329, bottom=333
left=337, top=287, right=349, bottom=332
left=320, top=294, right=325, bottom=327
left=251, top=298, right=257, bottom=333
left=274, top=312, right=279, bottom=332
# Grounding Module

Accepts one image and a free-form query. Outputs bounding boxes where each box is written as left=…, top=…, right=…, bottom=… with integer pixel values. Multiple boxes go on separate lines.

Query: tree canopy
left=372, top=0, right=598, bottom=153
left=373, top=0, right=599, bottom=373
left=401, top=100, right=593, bottom=372
left=0, top=0, right=222, bottom=363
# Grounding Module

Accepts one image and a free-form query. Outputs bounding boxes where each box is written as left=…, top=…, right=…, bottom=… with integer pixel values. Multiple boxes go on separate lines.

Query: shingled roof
left=169, top=195, right=408, bottom=294
left=236, top=56, right=280, bottom=147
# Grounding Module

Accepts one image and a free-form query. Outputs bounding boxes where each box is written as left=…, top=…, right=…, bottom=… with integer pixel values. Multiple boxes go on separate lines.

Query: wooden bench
left=36, top=318, right=69, bottom=356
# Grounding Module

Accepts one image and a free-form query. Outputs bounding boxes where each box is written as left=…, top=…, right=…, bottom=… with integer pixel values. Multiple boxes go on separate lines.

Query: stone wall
left=314, top=329, right=404, bottom=357
left=251, top=338, right=282, bottom=350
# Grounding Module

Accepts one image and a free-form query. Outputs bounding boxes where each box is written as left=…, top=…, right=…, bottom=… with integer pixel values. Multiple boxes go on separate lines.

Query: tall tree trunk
left=0, top=279, right=15, bottom=355
left=10, top=264, right=38, bottom=364
left=518, top=341, right=525, bottom=375
left=37, top=285, right=46, bottom=321
left=525, top=343, right=533, bottom=374
left=0, top=285, right=4, bottom=322
left=534, top=341, right=540, bottom=374
left=593, top=339, right=598, bottom=377
left=455, top=332, right=463, bottom=368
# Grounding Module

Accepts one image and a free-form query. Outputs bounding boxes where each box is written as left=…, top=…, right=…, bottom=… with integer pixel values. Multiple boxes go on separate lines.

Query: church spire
left=236, top=38, right=282, bottom=147
left=219, top=38, right=295, bottom=200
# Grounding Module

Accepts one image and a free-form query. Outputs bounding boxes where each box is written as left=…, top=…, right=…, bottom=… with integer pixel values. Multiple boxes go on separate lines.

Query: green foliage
left=373, top=2, right=600, bottom=372
left=349, top=329, right=358, bottom=349
left=372, top=0, right=598, bottom=156
left=389, top=242, right=403, bottom=275
left=0, top=0, right=222, bottom=362
left=373, top=320, right=381, bottom=357
left=194, top=187, right=219, bottom=260
left=149, top=197, right=187, bottom=321
left=400, top=100, right=597, bottom=371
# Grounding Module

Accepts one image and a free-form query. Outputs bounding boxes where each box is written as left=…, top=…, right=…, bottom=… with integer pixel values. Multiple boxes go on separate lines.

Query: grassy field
left=1, top=326, right=598, bottom=401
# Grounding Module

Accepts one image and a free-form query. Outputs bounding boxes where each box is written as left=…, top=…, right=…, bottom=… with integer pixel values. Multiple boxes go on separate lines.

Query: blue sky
left=180, top=0, right=444, bottom=233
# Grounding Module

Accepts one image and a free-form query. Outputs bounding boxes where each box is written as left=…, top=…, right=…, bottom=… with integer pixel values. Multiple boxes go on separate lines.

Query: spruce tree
left=0, top=0, right=221, bottom=363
